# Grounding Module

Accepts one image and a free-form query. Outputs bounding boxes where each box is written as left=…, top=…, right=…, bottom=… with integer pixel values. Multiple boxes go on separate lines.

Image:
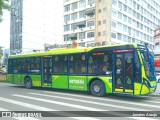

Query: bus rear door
left=113, top=50, right=134, bottom=95
left=42, top=56, right=52, bottom=87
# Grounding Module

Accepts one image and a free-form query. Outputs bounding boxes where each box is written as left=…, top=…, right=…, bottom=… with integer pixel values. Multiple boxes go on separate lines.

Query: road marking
left=0, top=108, right=9, bottom=111
left=0, top=97, right=54, bottom=111
left=0, top=96, right=100, bottom=120
left=12, top=94, right=157, bottom=120
left=12, top=94, right=105, bottom=111
left=42, top=91, right=160, bottom=110
left=0, top=97, right=83, bottom=120
left=29, top=92, right=149, bottom=111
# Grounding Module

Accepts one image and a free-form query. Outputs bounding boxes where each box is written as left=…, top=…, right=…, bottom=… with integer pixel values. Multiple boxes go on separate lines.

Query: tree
left=0, top=0, right=11, bottom=22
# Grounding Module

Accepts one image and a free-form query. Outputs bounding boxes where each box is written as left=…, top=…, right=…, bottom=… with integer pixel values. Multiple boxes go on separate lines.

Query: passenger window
left=70, top=54, right=86, bottom=74
left=53, top=55, right=68, bottom=74
left=88, top=51, right=112, bottom=75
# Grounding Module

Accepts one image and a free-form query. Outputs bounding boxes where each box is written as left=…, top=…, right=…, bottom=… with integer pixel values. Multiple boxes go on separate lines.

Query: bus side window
left=30, top=57, right=40, bottom=73
left=13, top=59, right=21, bottom=73
left=22, top=58, right=30, bottom=73
left=70, top=54, right=86, bottom=74
left=53, top=55, right=68, bottom=74
left=88, top=51, right=112, bottom=75
left=8, top=59, right=13, bottom=73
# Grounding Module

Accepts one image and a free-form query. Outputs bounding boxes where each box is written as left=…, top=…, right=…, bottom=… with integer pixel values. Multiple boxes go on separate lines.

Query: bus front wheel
left=90, top=80, right=105, bottom=97
left=25, top=77, right=32, bottom=89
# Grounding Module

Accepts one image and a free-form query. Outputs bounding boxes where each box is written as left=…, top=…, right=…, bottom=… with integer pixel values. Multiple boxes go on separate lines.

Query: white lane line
left=0, top=108, right=9, bottom=111
left=0, top=108, right=39, bottom=120
left=0, top=97, right=54, bottom=111
left=128, top=117, right=159, bottom=120
left=0, top=96, right=100, bottom=120
left=29, top=92, right=149, bottom=111
left=12, top=94, right=105, bottom=111
left=42, top=91, right=160, bottom=110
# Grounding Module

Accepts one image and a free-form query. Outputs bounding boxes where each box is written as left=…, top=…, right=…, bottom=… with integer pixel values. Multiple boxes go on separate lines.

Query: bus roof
left=9, top=43, right=137, bottom=59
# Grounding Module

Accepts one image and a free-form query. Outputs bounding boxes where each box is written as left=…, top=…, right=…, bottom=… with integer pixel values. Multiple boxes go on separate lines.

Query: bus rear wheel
left=90, top=80, right=105, bottom=97
left=25, top=77, right=32, bottom=89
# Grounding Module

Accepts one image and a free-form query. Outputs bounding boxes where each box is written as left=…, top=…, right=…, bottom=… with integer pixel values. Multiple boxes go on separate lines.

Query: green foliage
left=0, top=0, right=11, bottom=22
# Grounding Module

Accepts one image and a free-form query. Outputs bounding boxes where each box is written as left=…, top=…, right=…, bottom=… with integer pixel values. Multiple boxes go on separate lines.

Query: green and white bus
left=7, top=44, right=157, bottom=96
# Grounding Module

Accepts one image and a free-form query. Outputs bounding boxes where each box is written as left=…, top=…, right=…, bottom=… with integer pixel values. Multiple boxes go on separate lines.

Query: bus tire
left=25, top=77, right=32, bottom=89
left=90, top=80, right=105, bottom=97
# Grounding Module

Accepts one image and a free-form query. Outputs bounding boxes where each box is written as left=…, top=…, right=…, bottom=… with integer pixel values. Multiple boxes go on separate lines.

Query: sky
left=0, top=10, right=10, bottom=49
left=0, top=0, right=63, bottom=51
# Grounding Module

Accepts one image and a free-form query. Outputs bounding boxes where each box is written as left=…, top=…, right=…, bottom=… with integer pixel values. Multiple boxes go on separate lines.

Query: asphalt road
left=0, top=82, right=160, bottom=120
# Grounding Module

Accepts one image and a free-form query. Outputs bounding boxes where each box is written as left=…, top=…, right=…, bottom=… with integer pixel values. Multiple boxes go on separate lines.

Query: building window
left=128, top=17, right=131, bottom=24
left=98, top=0, right=102, bottom=3
left=103, top=7, right=107, bottom=12
left=118, top=22, right=122, bottom=29
left=79, top=32, right=85, bottom=39
left=123, top=15, right=127, bottom=22
left=102, top=31, right=106, bottom=36
left=79, top=0, right=86, bottom=8
left=64, top=25, right=70, bottom=32
left=103, top=20, right=106, bottom=24
left=71, top=13, right=78, bottom=20
left=112, top=9, right=117, bottom=17
left=87, top=20, right=94, bottom=27
left=98, top=9, right=101, bottom=13
left=98, top=32, right=101, bottom=36
left=123, top=24, right=127, bottom=32
left=118, top=12, right=122, bottom=20
left=64, top=15, right=70, bottom=22
left=98, top=21, right=101, bottom=25
left=64, top=35, right=69, bottom=41
left=118, top=1, right=122, bottom=10
left=64, top=5, right=70, bottom=12
left=88, top=0, right=95, bottom=5
left=112, top=21, right=116, bottom=28
left=71, top=23, right=77, bottom=30
left=123, top=4, right=127, bottom=12
left=79, top=10, right=86, bottom=18
left=111, top=32, right=116, bottom=39
left=72, top=2, right=78, bottom=10
left=87, top=32, right=94, bottom=38
left=112, top=0, right=117, bottom=6
left=117, top=33, right=122, bottom=40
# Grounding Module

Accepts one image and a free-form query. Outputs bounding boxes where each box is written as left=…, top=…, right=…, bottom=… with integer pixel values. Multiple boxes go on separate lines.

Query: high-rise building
left=10, top=0, right=63, bottom=54
left=63, top=0, right=160, bottom=49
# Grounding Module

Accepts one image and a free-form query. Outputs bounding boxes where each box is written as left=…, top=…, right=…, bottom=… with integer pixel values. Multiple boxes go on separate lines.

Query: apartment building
left=63, top=0, right=160, bottom=49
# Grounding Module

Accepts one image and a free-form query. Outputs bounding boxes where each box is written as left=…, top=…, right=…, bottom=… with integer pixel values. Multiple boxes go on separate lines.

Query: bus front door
left=42, top=56, right=52, bottom=87
left=113, top=51, right=134, bottom=95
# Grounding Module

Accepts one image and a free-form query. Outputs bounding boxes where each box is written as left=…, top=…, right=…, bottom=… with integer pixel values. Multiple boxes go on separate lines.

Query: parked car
left=156, top=72, right=160, bottom=83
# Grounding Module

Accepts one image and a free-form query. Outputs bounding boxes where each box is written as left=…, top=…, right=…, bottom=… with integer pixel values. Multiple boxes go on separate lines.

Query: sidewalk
left=0, top=73, right=6, bottom=82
